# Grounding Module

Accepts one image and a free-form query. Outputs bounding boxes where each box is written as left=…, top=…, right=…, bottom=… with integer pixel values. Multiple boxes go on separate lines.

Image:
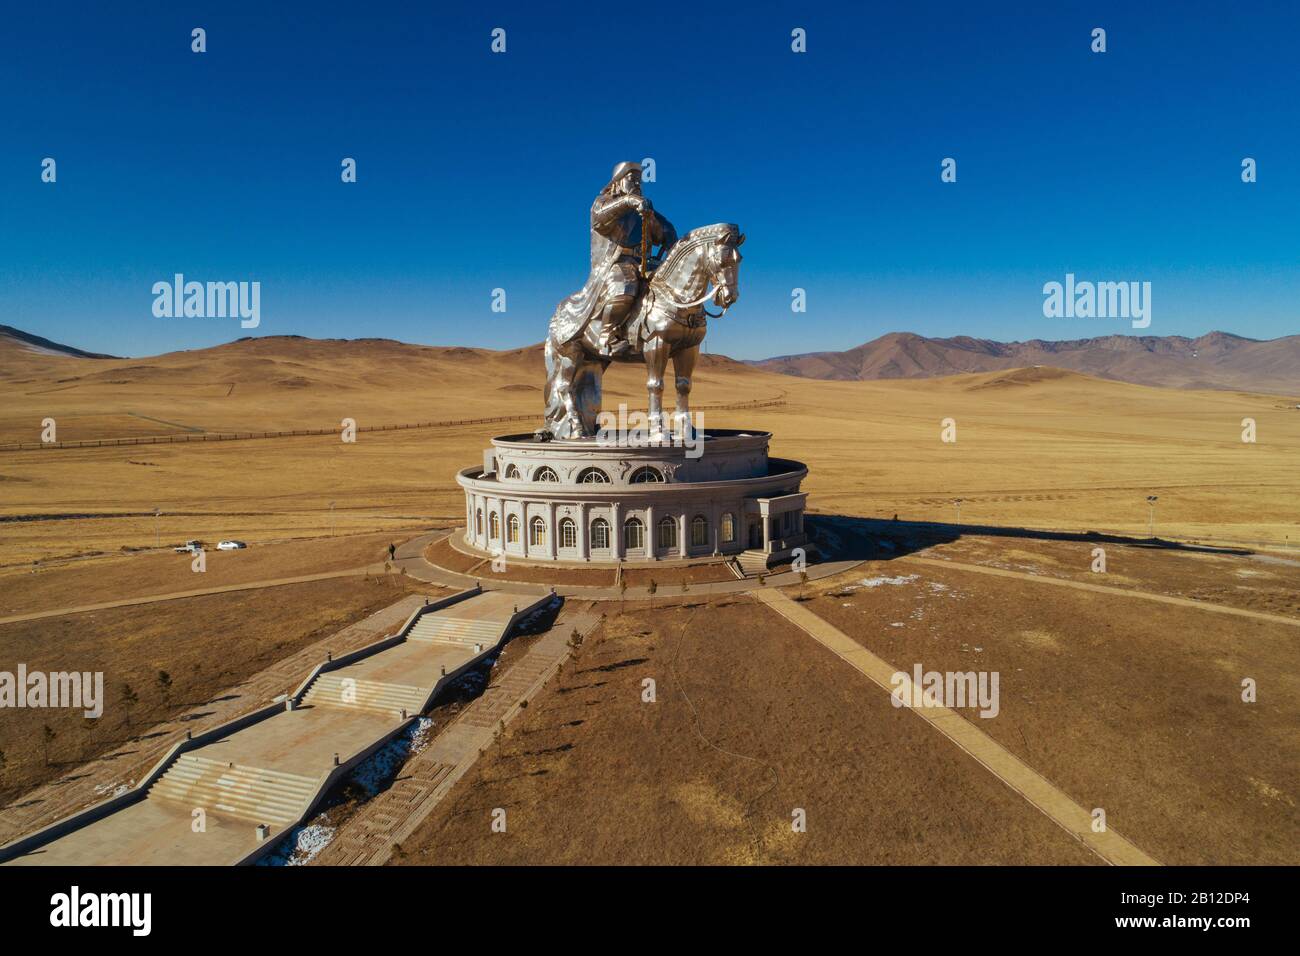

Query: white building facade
left=456, top=430, right=808, bottom=565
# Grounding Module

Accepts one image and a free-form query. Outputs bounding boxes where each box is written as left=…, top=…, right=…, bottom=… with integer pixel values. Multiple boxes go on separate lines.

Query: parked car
left=217, top=540, right=247, bottom=550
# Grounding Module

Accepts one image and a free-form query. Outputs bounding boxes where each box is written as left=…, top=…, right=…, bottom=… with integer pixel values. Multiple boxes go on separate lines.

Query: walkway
left=898, top=556, right=1300, bottom=629
left=394, top=531, right=862, bottom=599
left=0, top=566, right=384, bottom=626
left=753, top=588, right=1160, bottom=866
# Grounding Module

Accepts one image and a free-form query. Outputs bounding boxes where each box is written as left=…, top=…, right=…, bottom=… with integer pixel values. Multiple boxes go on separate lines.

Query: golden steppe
left=1, top=334, right=1297, bottom=569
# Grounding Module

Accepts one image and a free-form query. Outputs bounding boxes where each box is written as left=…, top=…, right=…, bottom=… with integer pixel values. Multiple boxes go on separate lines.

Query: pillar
left=611, top=501, right=622, bottom=561
left=547, top=501, right=557, bottom=560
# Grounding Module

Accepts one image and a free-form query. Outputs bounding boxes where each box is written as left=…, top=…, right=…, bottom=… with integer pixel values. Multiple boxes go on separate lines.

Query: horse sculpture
left=541, top=222, right=744, bottom=441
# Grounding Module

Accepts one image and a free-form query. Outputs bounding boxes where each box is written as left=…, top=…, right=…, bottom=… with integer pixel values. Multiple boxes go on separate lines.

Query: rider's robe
left=551, top=190, right=676, bottom=346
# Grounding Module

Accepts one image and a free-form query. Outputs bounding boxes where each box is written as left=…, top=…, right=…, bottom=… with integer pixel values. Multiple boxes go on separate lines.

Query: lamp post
left=330, top=501, right=336, bottom=537
left=1146, top=495, right=1158, bottom=538
left=952, top=498, right=963, bottom=526
left=154, top=507, right=161, bottom=549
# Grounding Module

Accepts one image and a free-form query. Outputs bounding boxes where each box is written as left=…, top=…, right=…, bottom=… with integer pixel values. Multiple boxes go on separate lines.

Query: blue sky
left=1, top=1, right=1296, bottom=359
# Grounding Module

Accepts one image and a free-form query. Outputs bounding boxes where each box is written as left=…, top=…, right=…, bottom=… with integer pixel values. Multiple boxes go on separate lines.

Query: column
left=611, top=501, right=622, bottom=561
left=547, top=502, right=557, bottom=560
left=522, top=503, right=530, bottom=560
left=645, top=504, right=655, bottom=560
left=576, top=502, right=588, bottom=561
left=678, top=512, right=687, bottom=559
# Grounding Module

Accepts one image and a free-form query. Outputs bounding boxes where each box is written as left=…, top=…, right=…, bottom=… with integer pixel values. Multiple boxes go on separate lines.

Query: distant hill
left=748, top=331, right=1299, bottom=394
left=0, top=324, right=119, bottom=359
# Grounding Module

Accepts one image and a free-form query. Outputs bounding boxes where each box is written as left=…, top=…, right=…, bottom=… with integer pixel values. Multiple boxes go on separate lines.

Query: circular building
left=456, top=429, right=809, bottom=569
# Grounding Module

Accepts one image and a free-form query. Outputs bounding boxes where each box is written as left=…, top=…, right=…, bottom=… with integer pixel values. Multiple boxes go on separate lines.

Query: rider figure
left=591, top=161, right=677, bottom=357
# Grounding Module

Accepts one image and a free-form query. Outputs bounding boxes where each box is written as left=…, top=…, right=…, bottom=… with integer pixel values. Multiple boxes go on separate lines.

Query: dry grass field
left=2, top=336, right=1297, bottom=571
left=1, top=334, right=1297, bottom=864
left=389, top=533, right=1298, bottom=866
left=391, top=597, right=1097, bottom=865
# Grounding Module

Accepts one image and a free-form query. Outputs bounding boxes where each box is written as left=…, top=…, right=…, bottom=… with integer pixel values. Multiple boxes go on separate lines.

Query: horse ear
left=736, top=233, right=745, bottom=246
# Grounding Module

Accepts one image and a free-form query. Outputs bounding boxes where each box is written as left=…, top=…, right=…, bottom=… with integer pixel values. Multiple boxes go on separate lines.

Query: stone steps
left=738, top=549, right=771, bottom=576
left=406, top=615, right=502, bottom=648
left=148, top=753, right=318, bottom=826
left=301, top=673, right=427, bottom=717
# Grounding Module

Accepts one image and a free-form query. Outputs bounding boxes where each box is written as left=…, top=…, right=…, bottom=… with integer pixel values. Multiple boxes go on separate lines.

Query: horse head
left=653, top=223, right=744, bottom=316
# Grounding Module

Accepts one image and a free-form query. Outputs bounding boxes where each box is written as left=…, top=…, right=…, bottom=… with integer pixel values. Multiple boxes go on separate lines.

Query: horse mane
left=657, top=223, right=739, bottom=274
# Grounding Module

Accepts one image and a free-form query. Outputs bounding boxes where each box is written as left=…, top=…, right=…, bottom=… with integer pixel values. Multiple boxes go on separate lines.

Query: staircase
left=300, top=673, right=427, bottom=717
left=148, top=753, right=317, bottom=827
left=406, top=614, right=502, bottom=649
left=737, top=549, right=771, bottom=577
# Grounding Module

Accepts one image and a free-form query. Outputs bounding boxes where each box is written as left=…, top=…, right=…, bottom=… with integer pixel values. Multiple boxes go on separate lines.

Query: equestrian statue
left=539, top=161, right=744, bottom=441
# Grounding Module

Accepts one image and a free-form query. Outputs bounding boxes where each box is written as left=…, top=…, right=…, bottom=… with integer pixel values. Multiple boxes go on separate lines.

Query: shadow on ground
left=807, top=514, right=1252, bottom=564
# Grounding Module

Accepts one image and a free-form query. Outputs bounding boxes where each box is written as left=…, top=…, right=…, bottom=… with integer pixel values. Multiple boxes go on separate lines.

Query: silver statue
left=542, top=162, right=744, bottom=440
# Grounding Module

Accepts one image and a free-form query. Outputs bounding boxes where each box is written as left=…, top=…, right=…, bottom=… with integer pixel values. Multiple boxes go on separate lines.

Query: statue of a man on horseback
left=540, top=163, right=744, bottom=442
left=555, top=161, right=678, bottom=359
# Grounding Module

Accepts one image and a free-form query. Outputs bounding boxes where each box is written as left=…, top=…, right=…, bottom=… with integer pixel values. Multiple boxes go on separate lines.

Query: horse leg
left=642, top=335, right=670, bottom=442
left=671, top=344, right=698, bottom=440
left=547, top=337, right=586, bottom=438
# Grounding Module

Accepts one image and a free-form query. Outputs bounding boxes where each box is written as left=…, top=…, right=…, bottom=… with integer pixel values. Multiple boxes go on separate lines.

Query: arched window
left=721, top=512, right=735, bottom=543
left=591, top=517, right=610, bottom=550
left=560, top=517, right=577, bottom=549
left=657, top=516, right=677, bottom=550
left=691, top=515, right=708, bottom=547
left=507, top=514, right=520, bottom=543
left=529, top=515, right=546, bottom=547
left=577, top=467, right=610, bottom=484
left=630, top=465, right=665, bottom=483
left=533, top=466, right=559, bottom=483
left=504, top=463, right=520, bottom=480
left=489, top=511, right=500, bottom=540
left=475, top=508, right=483, bottom=535
left=624, top=516, right=645, bottom=551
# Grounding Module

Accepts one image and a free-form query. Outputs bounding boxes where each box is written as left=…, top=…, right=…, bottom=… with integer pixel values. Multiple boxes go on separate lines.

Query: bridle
left=651, top=239, right=735, bottom=320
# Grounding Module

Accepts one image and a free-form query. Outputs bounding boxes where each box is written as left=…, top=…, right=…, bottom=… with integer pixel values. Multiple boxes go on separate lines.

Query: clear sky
left=1, top=1, right=1296, bottom=359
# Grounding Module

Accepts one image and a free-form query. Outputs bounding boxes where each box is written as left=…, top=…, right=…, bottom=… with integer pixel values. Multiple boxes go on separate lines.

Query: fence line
left=0, top=397, right=787, bottom=452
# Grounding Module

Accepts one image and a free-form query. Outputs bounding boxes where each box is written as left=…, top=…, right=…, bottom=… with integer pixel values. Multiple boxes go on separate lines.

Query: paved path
left=393, top=531, right=863, bottom=600
left=313, top=601, right=601, bottom=866
left=0, top=566, right=385, bottom=625
left=753, top=588, right=1160, bottom=866
left=899, top=555, right=1300, bottom=629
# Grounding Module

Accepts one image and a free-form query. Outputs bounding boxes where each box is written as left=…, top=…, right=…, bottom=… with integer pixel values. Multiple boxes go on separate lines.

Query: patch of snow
left=859, top=574, right=919, bottom=588
left=261, top=823, right=336, bottom=867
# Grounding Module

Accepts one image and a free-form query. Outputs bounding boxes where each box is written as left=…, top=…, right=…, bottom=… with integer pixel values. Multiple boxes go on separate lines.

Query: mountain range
left=748, top=331, right=1298, bottom=394
left=2, top=324, right=1295, bottom=396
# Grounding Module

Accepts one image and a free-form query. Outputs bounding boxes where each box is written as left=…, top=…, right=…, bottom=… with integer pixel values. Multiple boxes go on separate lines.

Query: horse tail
left=542, top=333, right=563, bottom=427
